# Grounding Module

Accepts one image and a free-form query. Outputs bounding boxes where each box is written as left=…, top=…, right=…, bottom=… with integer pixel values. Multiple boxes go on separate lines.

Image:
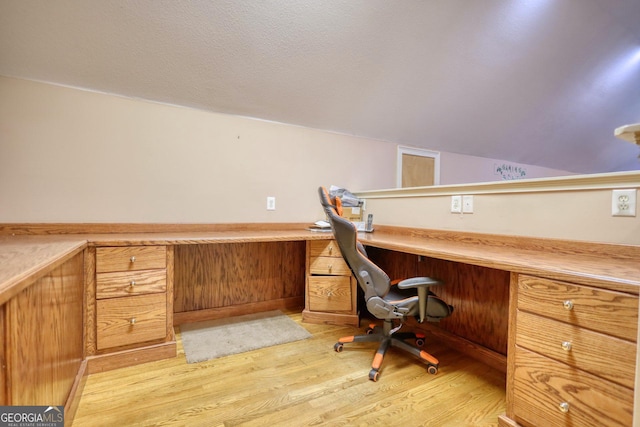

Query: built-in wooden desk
left=1, top=224, right=638, bottom=427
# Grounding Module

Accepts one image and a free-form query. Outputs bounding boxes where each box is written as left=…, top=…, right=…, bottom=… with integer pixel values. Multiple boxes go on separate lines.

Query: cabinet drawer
left=516, top=310, right=636, bottom=389
left=308, top=276, right=352, bottom=312
left=96, top=246, right=167, bottom=273
left=514, top=346, right=633, bottom=427
left=309, top=240, right=342, bottom=258
left=96, top=269, right=167, bottom=299
left=96, top=293, right=167, bottom=350
left=518, top=275, right=638, bottom=341
left=309, top=256, right=350, bottom=276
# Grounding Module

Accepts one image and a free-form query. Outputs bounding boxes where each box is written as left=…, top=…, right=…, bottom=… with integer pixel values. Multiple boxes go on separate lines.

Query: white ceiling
left=2, top=0, right=640, bottom=174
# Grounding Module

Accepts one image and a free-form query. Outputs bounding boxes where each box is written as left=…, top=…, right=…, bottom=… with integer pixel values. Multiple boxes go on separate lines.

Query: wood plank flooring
left=73, top=310, right=505, bottom=426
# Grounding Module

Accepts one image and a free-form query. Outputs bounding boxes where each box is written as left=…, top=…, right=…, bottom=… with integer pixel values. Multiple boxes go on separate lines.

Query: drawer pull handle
left=329, top=246, right=333, bottom=255
left=327, top=291, right=333, bottom=297
left=129, top=280, right=136, bottom=288
left=559, top=402, right=570, bottom=413
left=563, top=300, right=573, bottom=310
left=561, top=341, right=572, bottom=351
left=130, top=256, right=136, bottom=263
left=129, top=318, right=136, bottom=325
left=328, top=264, right=333, bottom=273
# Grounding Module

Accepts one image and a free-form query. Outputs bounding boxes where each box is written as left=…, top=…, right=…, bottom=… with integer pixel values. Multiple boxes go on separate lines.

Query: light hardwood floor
left=73, top=310, right=506, bottom=426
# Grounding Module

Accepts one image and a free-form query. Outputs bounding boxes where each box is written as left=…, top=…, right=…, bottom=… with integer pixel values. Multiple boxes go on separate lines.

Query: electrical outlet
left=611, top=189, right=636, bottom=217
left=450, top=195, right=462, bottom=213
left=462, top=195, right=474, bottom=213
left=266, top=196, right=276, bottom=211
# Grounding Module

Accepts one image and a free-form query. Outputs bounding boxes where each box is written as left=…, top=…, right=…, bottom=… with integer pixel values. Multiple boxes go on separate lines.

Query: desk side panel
left=173, top=242, right=306, bottom=315
left=6, top=251, right=84, bottom=405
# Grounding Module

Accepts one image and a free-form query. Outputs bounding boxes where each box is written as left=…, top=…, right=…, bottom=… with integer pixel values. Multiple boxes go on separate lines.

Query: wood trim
left=497, top=415, right=520, bottom=427
left=370, top=225, right=640, bottom=260
left=301, top=309, right=360, bottom=327
left=64, top=359, right=87, bottom=426
left=505, top=272, right=519, bottom=419
left=166, top=246, right=174, bottom=342
left=86, top=339, right=177, bottom=374
left=174, top=297, right=304, bottom=325
left=84, top=246, right=97, bottom=357
left=0, top=222, right=313, bottom=235
left=356, top=171, right=640, bottom=198
left=0, top=304, right=5, bottom=405
left=416, top=321, right=507, bottom=373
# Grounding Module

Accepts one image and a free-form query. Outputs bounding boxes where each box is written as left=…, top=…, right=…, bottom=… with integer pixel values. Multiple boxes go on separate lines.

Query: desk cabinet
left=86, top=245, right=176, bottom=372
left=501, top=274, right=638, bottom=427
left=302, top=240, right=359, bottom=326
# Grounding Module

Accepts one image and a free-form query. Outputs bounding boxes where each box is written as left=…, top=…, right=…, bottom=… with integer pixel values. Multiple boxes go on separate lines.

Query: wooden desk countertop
left=0, top=228, right=332, bottom=305
left=360, top=226, right=640, bottom=294
left=1, top=224, right=638, bottom=306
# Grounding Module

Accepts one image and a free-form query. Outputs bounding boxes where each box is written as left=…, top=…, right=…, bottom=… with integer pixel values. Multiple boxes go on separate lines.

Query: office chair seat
left=318, top=186, right=453, bottom=381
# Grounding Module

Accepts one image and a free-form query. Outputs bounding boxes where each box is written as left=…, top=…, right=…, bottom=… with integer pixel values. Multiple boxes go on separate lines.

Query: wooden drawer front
left=308, top=276, right=352, bottom=312
left=309, top=240, right=342, bottom=258
left=516, top=310, right=636, bottom=389
left=96, top=246, right=167, bottom=273
left=518, top=275, right=638, bottom=341
left=514, top=347, right=633, bottom=427
left=96, top=269, right=167, bottom=299
left=96, top=293, right=167, bottom=350
left=309, top=256, right=350, bottom=276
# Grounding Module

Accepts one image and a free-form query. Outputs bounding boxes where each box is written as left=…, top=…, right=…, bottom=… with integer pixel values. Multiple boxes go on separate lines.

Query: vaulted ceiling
left=1, top=0, right=640, bottom=174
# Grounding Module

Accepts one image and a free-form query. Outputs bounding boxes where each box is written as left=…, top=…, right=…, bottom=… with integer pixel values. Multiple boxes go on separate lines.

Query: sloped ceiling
left=1, top=0, right=640, bottom=174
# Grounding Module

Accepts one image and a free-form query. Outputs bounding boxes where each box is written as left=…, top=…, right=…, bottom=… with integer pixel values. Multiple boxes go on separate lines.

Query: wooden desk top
left=1, top=224, right=638, bottom=306
left=0, top=235, right=87, bottom=304
left=0, top=228, right=331, bottom=305
left=360, top=227, right=640, bottom=294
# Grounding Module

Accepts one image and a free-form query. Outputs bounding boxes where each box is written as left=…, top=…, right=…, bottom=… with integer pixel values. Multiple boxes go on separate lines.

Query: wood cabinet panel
left=6, top=252, right=84, bottom=405
left=96, top=246, right=167, bottom=273
left=516, top=310, right=636, bottom=389
left=174, top=242, right=306, bottom=313
left=514, top=346, right=633, bottom=427
left=96, top=293, right=167, bottom=350
left=96, top=269, right=166, bottom=299
left=308, top=276, right=353, bottom=312
left=518, top=275, right=638, bottom=342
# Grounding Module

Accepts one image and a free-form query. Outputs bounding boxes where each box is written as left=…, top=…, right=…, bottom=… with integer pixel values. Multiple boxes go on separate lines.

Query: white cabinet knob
left=559, top=402, right=570, bottom=413
left=563, top=300, right=573, bottom=310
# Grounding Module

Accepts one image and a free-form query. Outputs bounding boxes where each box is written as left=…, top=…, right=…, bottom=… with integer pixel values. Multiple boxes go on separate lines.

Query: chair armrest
left=396, top=277, right=443, bottom=289
left=397, top=277, right=444, bottom=323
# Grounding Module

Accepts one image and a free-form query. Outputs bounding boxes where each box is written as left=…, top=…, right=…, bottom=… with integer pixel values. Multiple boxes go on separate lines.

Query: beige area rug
left=180, top=310, right=312, bottom=364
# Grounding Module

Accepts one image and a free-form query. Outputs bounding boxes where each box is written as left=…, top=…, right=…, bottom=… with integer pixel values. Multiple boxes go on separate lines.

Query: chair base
left=334, top=320, right=440, bottom=381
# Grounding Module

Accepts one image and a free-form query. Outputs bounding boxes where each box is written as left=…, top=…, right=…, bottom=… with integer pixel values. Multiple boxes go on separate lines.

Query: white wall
left=357, top=177, right=640, bottom=245
left=0, top=77, right=396, bottom=223
left=440, top=151, right=574, bottom=185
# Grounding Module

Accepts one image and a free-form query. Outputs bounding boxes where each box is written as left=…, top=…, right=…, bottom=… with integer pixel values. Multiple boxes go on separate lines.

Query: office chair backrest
left=318, top=187, right=390, bottom=300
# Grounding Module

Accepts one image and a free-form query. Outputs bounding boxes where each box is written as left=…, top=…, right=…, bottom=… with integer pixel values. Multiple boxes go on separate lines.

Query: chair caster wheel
left=366, top=328, right=374, bottom=335
left=334, top=343, right=343, bottom=352
left=427, top=365, right=438, bottom=375
left=369, top=369, right=380, bottom=382
left=415, top=338, right=425, bottom=347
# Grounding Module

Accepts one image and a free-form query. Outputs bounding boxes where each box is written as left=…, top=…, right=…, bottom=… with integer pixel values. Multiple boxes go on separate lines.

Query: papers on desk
left=307, top=220, right=333, bottom=232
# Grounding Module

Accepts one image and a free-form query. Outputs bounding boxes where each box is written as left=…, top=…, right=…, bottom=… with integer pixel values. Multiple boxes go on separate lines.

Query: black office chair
left=318, top=186, right=453, bottom=381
